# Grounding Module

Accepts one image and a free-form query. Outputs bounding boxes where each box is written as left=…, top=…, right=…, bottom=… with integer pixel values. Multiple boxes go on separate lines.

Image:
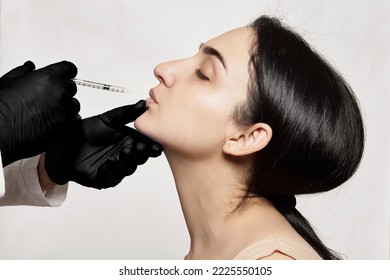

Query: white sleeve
left=0, top=153, right=68, bottom=207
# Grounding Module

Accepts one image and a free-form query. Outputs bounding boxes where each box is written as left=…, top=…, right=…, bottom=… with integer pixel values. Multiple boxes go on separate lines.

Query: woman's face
left=135, top=27, right=253, bottom=158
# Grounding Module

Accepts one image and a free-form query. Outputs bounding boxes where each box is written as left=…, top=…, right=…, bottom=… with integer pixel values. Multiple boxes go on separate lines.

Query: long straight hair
left=233, top=16, right=365, bottom=259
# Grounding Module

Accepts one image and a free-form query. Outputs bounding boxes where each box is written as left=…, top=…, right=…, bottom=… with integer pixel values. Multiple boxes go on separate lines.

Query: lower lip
left=146, top=97, right=157, bottom=107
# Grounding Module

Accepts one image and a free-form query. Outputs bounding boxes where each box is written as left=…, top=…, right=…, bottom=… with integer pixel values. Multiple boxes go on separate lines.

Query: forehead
left=205, top=27, right=253, bottom=69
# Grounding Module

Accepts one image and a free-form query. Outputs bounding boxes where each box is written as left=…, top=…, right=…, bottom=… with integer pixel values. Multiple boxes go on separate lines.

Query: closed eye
left=196, top=68, right=209, bottom=81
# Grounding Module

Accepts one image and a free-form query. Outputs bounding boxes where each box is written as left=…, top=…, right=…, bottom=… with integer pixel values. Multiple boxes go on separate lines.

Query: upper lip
left=149, top=89, right=158, bottom=103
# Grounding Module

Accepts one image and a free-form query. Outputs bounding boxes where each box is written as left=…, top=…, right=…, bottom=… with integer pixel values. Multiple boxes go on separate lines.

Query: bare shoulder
left=259, top=251, right=295, bottom=260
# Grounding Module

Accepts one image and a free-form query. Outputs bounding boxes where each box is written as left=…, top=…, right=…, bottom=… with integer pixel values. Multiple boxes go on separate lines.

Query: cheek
left=134, top=105, right=197, bottom=147
left=135, top=92, right=238, bottom=157
left=167, top=95, right=234, bottom=155
left=135, top=104, right=221, bottom=149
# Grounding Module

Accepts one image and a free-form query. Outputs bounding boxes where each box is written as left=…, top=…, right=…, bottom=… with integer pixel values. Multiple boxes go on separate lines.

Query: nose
left=153, top=61, right=175, bottom=88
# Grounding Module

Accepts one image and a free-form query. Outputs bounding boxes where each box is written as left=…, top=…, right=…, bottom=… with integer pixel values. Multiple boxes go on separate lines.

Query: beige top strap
left=233, top=239, right=322, bottom=260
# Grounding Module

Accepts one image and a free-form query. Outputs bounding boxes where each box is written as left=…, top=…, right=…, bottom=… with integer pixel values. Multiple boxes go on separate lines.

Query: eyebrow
left=199, top=43, right=227, bottom=73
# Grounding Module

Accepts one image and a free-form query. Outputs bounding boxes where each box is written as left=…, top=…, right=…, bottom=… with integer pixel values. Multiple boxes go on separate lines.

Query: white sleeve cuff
left=0, top=154, right=68, bottom=207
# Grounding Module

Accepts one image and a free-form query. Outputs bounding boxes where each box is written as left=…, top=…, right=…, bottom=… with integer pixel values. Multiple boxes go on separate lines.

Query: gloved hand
left=0, top=61, right=80, bottom=166
left=44, top=100, right=163, bottom=189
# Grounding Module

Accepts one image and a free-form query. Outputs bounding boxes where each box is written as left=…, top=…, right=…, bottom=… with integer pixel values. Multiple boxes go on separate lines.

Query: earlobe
left=223, top=123, right=272, bottom=157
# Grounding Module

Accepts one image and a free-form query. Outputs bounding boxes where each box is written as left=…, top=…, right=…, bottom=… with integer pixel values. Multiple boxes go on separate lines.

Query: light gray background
left=0, top=0, right=389, bottom=259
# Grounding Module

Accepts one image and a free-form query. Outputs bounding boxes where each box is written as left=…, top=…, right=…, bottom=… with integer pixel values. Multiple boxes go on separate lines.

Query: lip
left=149, top=89, right=159, bottom=104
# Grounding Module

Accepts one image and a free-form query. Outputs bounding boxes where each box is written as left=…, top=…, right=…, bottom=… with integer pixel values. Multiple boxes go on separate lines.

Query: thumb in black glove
left=0, top=61, right=35, bottom=88
left=44, top=100, right=163, bottom=189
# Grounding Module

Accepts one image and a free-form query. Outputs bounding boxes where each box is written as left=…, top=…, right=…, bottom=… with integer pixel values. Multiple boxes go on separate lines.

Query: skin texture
left=135, top=28, right=312, bottom=260
left=135, top=28, right=252, bottom=158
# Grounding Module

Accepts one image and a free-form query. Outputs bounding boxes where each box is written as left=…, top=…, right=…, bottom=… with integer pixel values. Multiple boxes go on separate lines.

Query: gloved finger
left=58, top=96, right=81, bottom=119
left=100, top=100, right=147, bottom=127
left=135, top=143, right=149, bottom=165
left=62, top=79, right=78, bottom=97
left=118, top=149, right=140, bottom=176
left=123, top=127, right=163, bottom=157
left=65, top=95, right=81, bottom=113
left=41, top=61, right=78, bottom=79
left=96, top=157, right=137, bottom=189
left=1, top=61, right=35, bottom=80
left=149, top=143, right=163, bottom=158
left=71, top=98, right=81, bottom=115
left=120, top=138, right=149, bottom=165
left=97, top=164, right=123, bottom=189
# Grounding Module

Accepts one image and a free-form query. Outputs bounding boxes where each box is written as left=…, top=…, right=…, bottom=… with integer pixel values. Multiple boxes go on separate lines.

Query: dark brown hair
left=233, top=16, right=365, bottom=259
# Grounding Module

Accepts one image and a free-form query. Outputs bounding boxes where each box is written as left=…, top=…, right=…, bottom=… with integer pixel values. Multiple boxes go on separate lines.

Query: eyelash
left=196, top=68, right=209, bottom=81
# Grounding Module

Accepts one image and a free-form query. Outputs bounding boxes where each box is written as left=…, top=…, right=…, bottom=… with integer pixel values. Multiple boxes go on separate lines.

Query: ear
left=223, top=123, right=272, bottom=156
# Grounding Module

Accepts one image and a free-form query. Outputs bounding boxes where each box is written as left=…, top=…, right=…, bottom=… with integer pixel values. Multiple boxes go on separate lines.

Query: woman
left=135, top=15, right=364, bottom=260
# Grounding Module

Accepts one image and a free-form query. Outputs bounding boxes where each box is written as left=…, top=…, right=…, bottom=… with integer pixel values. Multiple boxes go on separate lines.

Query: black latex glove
left=44, top=100, right=163, bottom=189
left=0, top=61, right=80, bottom=166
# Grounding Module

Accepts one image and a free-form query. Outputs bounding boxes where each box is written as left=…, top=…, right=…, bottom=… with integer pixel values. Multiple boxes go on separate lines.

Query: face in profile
left=135, top=27, right=253, bottom=158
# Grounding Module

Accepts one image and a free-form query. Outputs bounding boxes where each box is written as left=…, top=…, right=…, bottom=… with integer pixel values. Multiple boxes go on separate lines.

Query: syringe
left=72, top=78, right=143, bottom=94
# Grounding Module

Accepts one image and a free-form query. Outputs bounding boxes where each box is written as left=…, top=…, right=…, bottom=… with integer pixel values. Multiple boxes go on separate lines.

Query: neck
left=165, top=149, right=279, bottom=260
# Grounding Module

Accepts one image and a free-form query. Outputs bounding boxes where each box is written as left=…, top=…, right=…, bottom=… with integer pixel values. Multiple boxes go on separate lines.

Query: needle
left=73, top=78, right=143, bottom=94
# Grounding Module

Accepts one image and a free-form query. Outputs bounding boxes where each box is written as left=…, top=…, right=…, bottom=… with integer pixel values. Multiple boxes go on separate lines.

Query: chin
left=134, top=118, right=162, bottom=144
left=134, top=118, right=148, bottom=135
